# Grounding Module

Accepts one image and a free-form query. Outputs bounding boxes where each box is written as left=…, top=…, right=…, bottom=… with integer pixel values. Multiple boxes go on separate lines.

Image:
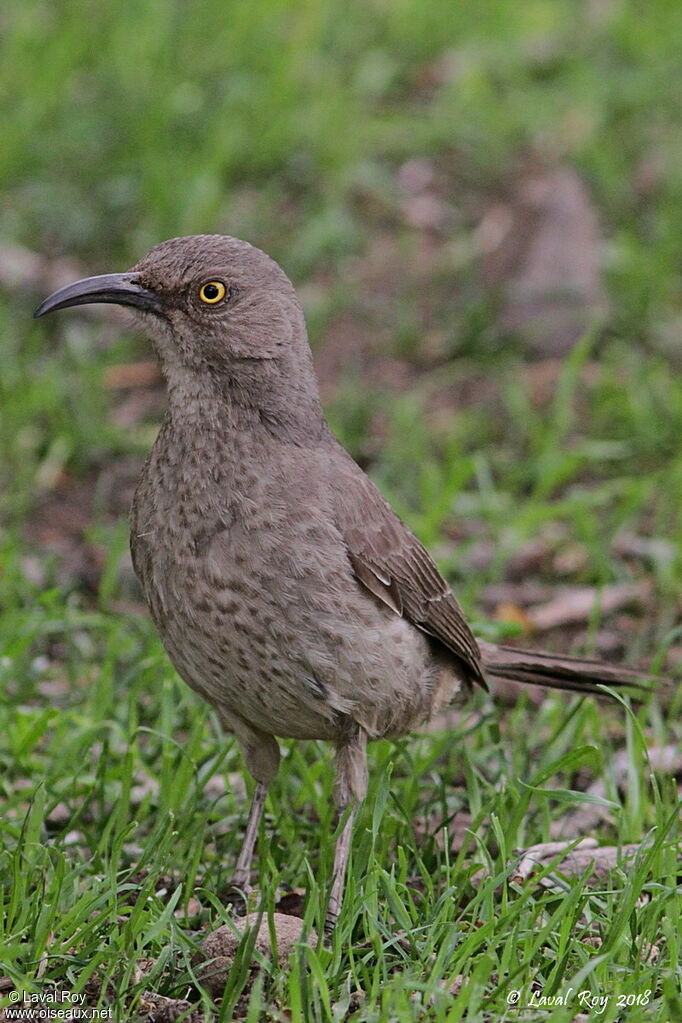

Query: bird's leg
left=230, top=780, right=268, bottom=890
left=221, top=717, right=281, bottom=912
left=325, top=726, right=368, bottom=935
left=326, top=804, right=357, bottom=933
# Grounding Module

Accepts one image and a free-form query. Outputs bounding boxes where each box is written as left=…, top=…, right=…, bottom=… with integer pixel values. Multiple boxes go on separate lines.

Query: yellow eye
left=198, top=281, right=227, bottom=304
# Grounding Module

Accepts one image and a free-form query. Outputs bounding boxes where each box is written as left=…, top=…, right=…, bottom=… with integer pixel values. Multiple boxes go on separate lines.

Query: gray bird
left=35, top=235, right=647, bottom=932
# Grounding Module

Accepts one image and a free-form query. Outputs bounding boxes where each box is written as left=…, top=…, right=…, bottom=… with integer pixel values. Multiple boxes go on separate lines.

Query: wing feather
left=330, top=448, right=486, bottom=689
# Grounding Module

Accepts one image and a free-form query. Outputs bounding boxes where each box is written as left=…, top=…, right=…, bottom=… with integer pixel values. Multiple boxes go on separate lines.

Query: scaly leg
left=325, top=726, right=368, bottom=934
left=218, top=715, right=281, bottom=909
left=325, top=804, right=357, bottom=933
left=229, top=780, right=268, bottom=890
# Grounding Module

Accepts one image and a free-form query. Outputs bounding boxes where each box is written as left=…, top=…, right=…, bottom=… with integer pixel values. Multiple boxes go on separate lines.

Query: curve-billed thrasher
left=35, top=235, right=648, bottom=931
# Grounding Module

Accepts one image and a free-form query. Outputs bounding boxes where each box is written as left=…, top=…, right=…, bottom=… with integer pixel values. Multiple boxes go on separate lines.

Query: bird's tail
left=478, top=639, right=653, bottom=696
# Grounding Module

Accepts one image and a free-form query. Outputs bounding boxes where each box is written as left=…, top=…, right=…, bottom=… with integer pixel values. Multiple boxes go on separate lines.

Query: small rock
left=196, top=913, right=316, bottom=994
left=138, top=992, right=204, bottom=1023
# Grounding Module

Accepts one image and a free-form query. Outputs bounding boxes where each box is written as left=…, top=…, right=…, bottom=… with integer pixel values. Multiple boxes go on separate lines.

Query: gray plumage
left=35, top=234, right=649, bottom=931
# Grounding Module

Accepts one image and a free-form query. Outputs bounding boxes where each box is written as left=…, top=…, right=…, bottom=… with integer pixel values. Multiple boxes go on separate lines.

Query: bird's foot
left=222, top=880, right=257, bottom=917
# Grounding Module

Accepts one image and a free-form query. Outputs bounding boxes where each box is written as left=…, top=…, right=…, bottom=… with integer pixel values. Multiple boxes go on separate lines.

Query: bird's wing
left=329, top=446, right=487, bottom=689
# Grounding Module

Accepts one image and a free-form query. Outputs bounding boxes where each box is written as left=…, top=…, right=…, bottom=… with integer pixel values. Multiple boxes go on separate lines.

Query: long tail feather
left=478, top=640, right=653, bottom=696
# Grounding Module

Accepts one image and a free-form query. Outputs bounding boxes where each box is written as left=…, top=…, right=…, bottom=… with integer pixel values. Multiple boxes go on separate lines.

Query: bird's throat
left=162, top=359, right=326, bottom=450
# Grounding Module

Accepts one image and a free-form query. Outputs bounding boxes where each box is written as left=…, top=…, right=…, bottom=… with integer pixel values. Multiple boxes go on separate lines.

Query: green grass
left=2, top=583, right=680, bottom=1020
left=2, top=0, right=682, bottom=1019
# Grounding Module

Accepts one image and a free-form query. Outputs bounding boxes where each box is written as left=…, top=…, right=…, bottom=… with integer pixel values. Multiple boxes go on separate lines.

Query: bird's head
left=35, top=234, right=323, bottom=432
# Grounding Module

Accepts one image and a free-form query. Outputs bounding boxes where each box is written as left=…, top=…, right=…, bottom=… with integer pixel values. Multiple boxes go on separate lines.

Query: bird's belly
left=136, top=526, right=459, bottom=741
left=142, top=548, right=458, bottom=740
left=135, top=554, right=332, bottom=739
left=158, top=591, right=343, bottom=740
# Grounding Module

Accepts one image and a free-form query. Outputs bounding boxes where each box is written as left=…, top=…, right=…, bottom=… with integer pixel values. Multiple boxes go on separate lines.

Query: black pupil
left=204, top=283, right=220, bottom=300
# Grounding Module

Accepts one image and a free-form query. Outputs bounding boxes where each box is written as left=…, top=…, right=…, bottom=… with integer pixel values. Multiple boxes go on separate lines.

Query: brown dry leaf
left=481, top=582, right=557, bottom=609
left=553, top=543, right=590, bottom=577
left=447, top=975, right=465, bottom=997
left=554, top=743, right=682, bottom=839
left=402, top=193, right=454, bottom=232
left=513, top=838, right=599, bottom=882
left=132, top=958, right=156, bottom=984
left=397, top=158, right=436, bottom=195
left=612, top=743, right=682, bottom=777
left=526, top=582, right=648, bottom=632
left=47, top=802, right=71, bottom=826
left=397, top=157, right=457, bottom=232
left=513, top=839, right=651, bottom=892
left=551, top=801, right=612, bottom=841
left=174, top=897, right=202, bottom=919
left=505, top=536, right=561, bottom=578
left=494, top=601, right=534, bottom=634
left=520, top=358, right=602, bottom=407
left=479, top=164, right=608, bottom=356
left=612, top=532, right=676, bottom=568
left=24, top=460, right=143, bottom=591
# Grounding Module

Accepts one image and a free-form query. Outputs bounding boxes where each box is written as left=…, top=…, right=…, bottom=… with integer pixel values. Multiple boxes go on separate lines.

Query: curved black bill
left=34, top=273, right=162, bottom=319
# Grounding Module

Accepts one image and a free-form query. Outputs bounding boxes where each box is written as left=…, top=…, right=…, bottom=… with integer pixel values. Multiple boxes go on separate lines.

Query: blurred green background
left=3, top=0, right=682, bottom=567
left=2, top=0, right=682, bottom=1018
left=3, top=0, right=682, bottom=640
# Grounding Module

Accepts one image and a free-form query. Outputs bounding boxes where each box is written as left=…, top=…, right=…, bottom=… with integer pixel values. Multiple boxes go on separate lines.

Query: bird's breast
left=128, top=429, right=460, bottom=741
